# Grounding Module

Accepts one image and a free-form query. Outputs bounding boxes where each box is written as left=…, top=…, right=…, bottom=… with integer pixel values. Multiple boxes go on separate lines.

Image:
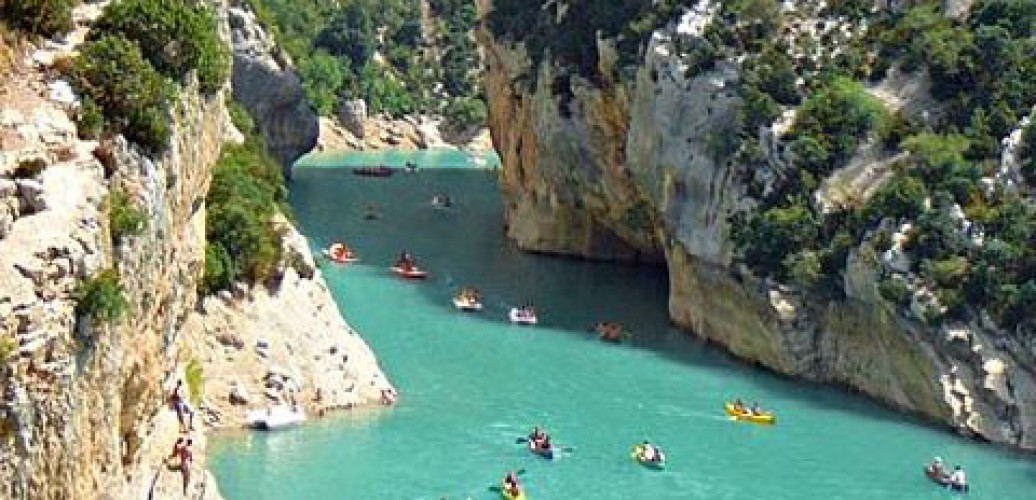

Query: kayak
left=528, top=440, right=553, bottom=460
left=322, top=247, right=357, bottom=264
left=924, top=465, right=968, bottom=492
left=391, top=266, right=428, bottom=279
left=452, top=296, right=483, bottom=311
left=500, top=482, right=526, bottom=500
left=630, top=444, right=665, bottom=470
left=724, top=402, right=776, bottom=425
left=509, top=308, right=537, bottom=325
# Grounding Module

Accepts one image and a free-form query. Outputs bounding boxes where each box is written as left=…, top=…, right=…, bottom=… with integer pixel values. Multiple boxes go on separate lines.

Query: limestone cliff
left=479, top=0, right=1036, bottom=450
left=0, top=2, right=394, bottom=498
left=227, top=0, right=319, bottom=177
left=0, top=36, right=229, bottom=499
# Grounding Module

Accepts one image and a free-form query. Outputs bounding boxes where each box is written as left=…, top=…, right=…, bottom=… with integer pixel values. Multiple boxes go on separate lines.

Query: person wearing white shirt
left=948, top=465, right=967, bottom=492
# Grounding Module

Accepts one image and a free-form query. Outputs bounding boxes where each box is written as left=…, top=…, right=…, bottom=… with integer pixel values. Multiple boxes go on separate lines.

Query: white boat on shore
left=245, top=404, right=306, bottom=430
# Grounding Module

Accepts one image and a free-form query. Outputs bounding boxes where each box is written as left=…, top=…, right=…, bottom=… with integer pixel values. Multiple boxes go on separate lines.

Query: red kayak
left=352, top=166, right=394, bottom=177
left=391, top=266, right=428, bottom=279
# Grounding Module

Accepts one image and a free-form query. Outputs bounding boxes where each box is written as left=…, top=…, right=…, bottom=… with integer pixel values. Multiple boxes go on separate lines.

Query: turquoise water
left=295, top=149, right=501, bottom=170
left=210, top=166, right=1035, bottom=499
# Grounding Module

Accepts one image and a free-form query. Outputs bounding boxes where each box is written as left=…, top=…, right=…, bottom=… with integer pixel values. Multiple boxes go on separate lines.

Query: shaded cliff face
left=480, top=0, right=1036, bottom=450
left=227, top=0, right=318, bottom=176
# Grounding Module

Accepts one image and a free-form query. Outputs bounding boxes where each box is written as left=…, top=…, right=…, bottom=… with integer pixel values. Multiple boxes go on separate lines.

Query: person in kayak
left=640, top=441, right=659, bottom=461
left=949, top=465, right=967, bottom=491
left=733, top=398, right=746, bottom=413
left=396, top=251, right=414, bottom=271
left=537, top=434, right=552, bottom=451
left=927, top=457, right=946, bottom=478
left=528, top=427, right=546, bottom=444
left=503, top=471, right=521, bottom=496
left=750, top=402, right=762, bottom=415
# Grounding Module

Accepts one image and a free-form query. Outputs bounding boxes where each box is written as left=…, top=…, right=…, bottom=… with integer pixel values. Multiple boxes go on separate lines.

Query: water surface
left=211, top=161, right=1034, bottom=499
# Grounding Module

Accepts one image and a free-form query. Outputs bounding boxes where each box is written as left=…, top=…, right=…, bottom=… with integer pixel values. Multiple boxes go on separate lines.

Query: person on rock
left=168, top=380, right=194, bottom=433
left=179, top=438, right=194, bottom=495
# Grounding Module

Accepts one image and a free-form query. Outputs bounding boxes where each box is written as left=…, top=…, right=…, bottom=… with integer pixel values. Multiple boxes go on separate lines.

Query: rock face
left=0, top=2, right=395, bottom=498
left=0, top=44, right=228, bottom=500
left=227, top=0, right=318, bottom=176
left=479, top=1, right=1036, bottom=450
left=185, top=221, right=396, bottom=429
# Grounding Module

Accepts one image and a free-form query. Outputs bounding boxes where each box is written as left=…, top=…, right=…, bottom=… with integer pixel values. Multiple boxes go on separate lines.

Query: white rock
left=47, top=80, right=78, bottom=107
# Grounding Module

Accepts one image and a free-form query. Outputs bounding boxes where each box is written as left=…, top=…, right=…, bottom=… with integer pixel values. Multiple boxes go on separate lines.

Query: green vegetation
left=65, top=0, right=228, bottom=153
left=185, top=358, right=204, bottom=404
left=248, top=0, right=485, bottom=128
left=0, top=335, right=16, bottom=365
left=721, top=0, right=1036, bottom=330
left=91, top=0, right=229, bottom=93
left=108, top=188, right=148, bottom=242
left=67, top=36, right=174, bottom=152
left=1, top=0, right=75, bottom=38
left=201, top=138, right=287, bottom=295
left=74, top=269, right=129, bottom=324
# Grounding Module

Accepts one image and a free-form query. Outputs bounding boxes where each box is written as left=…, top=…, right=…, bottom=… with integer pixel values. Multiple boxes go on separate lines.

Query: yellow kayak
left=500, top=482, right=526, bottom=500
left=725, top=402, right=776, bottom=425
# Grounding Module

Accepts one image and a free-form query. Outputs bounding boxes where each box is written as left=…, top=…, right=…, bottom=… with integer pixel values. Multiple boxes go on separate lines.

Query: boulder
left=228, top=384, right=250, bottom=406
left=16, top=179, right=47, bottom=213
left=337, top=99, right=367, bottom=138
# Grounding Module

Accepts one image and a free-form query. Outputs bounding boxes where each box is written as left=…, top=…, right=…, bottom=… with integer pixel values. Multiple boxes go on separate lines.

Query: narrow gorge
left=478, top=0, right=1036, bottom=451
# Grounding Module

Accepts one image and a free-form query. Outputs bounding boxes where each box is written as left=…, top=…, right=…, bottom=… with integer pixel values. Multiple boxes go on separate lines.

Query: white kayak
left=245, top=405, right=306, bottom=430
left=509, top=308, right=538, bottom=325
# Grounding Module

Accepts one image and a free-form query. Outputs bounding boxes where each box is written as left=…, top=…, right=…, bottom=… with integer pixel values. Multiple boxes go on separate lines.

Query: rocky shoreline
left=185, top=220, right=397, bottom=431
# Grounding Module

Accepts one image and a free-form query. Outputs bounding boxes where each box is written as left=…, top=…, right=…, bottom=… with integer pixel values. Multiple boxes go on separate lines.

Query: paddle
left=516, top=436, right=574, bottom=453
left=487, top=469, right=526, bottom=492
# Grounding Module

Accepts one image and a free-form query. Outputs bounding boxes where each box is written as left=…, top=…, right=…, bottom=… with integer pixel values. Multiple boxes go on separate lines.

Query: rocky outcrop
left=479, top=0, right=1036, bottom=450
left=227, top=0, right=318, bottom=177
left=185, top=220, right=396, bottom=429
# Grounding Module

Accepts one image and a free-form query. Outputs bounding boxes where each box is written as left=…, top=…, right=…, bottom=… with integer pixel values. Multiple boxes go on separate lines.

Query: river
left=210, top=157, right=1035, bottom=499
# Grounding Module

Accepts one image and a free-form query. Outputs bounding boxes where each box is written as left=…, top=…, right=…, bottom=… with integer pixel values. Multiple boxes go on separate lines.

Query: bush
left=74, top=269, right=129, bottom=323
left=878, top=275, right=911, bottom=306
left=69, top=35, right=175, bottom=152
left=1, top=0, right=75, bottom=38
left=92, top=0, right=229, bottom=93
left=867, top=175, right=927, bottom=221
left=736, top=201, right=818, bottom=274
left=0, top=335, right=16, bottom=365
left=185, top=358, right=204, bottom=404
left=109, top=188, right=147, bottom=242
left=201, top=141, right=286, bottom=295
left=444, top=97, right=487, bottom=130
left=789, top=78, right=887, bottom=176
left=76, top=97, right=105, bottom=140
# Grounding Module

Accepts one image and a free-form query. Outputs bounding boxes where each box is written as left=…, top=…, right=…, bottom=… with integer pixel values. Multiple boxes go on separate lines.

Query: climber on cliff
left=168, top=380, right=194, bottom=433
left=179, top=438, right=194, bottom=495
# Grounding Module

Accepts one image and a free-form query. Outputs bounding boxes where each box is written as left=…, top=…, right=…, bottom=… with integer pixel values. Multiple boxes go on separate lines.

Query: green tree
left=316, top=3, right=376, bottom=69
left=70, top=35, right=175, bottom=152
left=92, top=0, right=229, bottom=93
left=1, top=0, right=74, bottom=37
